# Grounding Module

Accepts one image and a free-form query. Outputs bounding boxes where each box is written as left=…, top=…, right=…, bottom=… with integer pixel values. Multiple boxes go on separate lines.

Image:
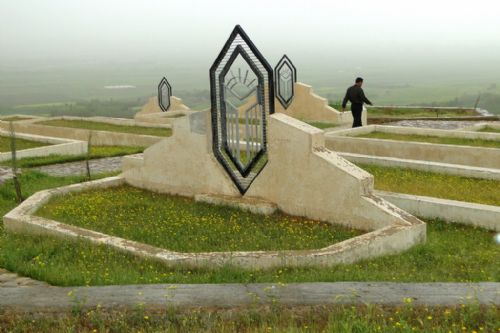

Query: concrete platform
left=0, top=280, right=498, bottom=313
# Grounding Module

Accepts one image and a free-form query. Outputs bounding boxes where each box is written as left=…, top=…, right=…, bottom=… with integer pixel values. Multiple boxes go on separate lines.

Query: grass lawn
left=0, top=135, right=50, bottom=152
left=37, top=119, right=172, bottom=137
left=367, top=107, right=478, bottom=118
left=0, top=173, right=496, bottom=286
left=358, top=164, right=500, bottom=206
left=305, top=121, right=340, bottom=130
left=36, top=185, right=363, bottom=252
left=478, top=126, right=500, bottom=134
left=1, top=304, right=498, bottom=333
left=356, top=131, right=500, bottom=149
left=0, top=217, right=497, bottom=286
left=0, top=145, right=144, bottom=168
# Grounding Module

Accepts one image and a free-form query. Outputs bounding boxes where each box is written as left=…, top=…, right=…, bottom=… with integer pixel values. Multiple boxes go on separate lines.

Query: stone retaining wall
left=326, top=125, right=500, bottom=169
left=378, top=191, right=500, bottom=232
left=0, top=118, right=165, bottom=147
left=0, top=131, right=87, bottom=161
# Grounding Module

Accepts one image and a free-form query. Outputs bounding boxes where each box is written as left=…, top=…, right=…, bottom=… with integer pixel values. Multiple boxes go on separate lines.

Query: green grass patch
left=305, top=121, right=339, bottom=129
left=0, top=136, right=49, bottom=152
left=0, top=218, right=497, bottom=286
left=0, top=171, right=117, bottom=227
left=0, top=145, right=144, bottom=168
left=1, top=304, right=497, bottom=333
left=367, top=107, right=478, bottom=118
left=36, top=185, right=362, bottom=252
left=478, top=126, right=500, bottom=133
left=359, top=164, right=500, bottom=206
left=37, top=119, right=172, bottom=137
left=0, top=172, right=497, bottom=287
left=356, top=131, right=500, bottom=148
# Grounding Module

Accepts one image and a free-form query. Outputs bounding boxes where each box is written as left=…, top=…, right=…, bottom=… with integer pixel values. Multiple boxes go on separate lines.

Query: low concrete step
left=195, top=193, right=277, bottom=215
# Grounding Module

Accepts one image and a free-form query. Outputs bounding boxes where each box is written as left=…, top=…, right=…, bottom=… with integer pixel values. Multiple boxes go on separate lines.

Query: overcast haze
left=1, top=0, right=499, bottom=110
left=2, top=0, right=499, bottom=62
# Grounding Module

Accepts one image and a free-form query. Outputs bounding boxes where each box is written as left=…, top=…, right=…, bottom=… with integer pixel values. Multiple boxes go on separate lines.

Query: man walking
left=342, top=77, right=373, bottom=127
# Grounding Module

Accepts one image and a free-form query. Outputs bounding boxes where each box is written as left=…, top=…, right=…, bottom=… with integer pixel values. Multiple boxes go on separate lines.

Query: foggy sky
left=1, top=0, right=499, bottom=66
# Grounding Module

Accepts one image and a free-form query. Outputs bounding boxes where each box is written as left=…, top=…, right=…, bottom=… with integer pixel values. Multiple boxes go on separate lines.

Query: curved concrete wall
left=326, top=125, right=500, bottom=169
left=0, top=131, right=87, bottom=161
left=0, top=120, right=163, bottom=147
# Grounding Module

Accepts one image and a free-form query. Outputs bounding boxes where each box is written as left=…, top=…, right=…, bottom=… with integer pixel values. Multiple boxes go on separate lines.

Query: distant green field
left=0, top=100, right=145, bottom=119
left=37, top=119, right=171, bottom=137
left=320, top=84, right=500, bottom=115
left=356, top=132, right=500, bottom=148
left=14, top=102, right=75, bottom=109
left=366, top=107, right=478, bottom=118
left=0, top=116, right=34, bottom=122
left=0, top=136, right=49, bottom=152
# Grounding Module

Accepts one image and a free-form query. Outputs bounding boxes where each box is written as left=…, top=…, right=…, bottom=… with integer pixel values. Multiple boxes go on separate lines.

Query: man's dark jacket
left=342, top=85, right=372, bottom=108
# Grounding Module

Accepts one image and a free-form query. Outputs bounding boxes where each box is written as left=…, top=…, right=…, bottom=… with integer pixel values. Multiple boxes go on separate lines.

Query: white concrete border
left=0, top=131, right=87, bottom=161
left=377, top=191, right=500, bottom=232
left=4, top=176, right=426, bottom=270
left=54, top=116, right=172, bottom=129
left=339, top=152, right=500, bottom=180
left=326, top=125, right=500, bottom=168
left=460, top=122, right=500, bottom=132
left=0, top=117, right=170, bottom=147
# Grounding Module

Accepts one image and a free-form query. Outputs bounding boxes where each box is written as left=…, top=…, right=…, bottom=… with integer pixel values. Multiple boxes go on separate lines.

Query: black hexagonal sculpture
left=274, top=55, right=297, bottom=109
left=158, top=77, right=172, bottom=112
left=209, top=25, right=275, bottom=195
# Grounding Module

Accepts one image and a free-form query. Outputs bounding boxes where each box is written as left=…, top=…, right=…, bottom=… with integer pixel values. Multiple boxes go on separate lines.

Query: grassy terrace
left=356, top=131, right=500, bottom=149
left=359, top=164, right=500, bottom=206
left=0, top=145, right=144, bottom=168
left=0, top=173, right=496, bottom=286
left=0, top=136, right=49, bottom=152
left=367, top=107, right=478, bottom=118
left=478, top=126, right=500, bottom=134
left=37, top=119, right=172, bottom=137
left=37, top=185, right=362, bottom=252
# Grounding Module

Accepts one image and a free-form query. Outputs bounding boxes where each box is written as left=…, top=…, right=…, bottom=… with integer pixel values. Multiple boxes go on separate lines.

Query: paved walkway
left=386, top=120, right=479, bottom=129
left=0, top=269, right=48, bottom=288
left=33, top=157, right=123, bottom=177
left=0, top=270, right=498, bottom=312
left=0, top=167, right=15, bottom=185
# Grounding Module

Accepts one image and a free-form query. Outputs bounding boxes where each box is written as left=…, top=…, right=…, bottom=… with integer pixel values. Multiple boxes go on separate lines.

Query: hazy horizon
left=1, top=0, right=499, bottom=112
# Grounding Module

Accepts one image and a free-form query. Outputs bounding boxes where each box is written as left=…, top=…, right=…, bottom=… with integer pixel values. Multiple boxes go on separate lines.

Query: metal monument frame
left=158, top=77, right=172, bottom=112
left=274, top=54, right=297, bottom=109
left=209, top=25, right=275, bottom=194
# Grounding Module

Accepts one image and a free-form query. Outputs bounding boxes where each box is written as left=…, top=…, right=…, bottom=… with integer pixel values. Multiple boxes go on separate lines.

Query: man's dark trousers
left=351, top=103, right=363, bottom=128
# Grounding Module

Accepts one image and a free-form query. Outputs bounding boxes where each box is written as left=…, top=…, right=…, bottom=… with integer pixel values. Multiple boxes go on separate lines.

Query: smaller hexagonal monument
left=157, top=77, right=172, bottom=112
left=274, top=55, right=297, bottom=109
